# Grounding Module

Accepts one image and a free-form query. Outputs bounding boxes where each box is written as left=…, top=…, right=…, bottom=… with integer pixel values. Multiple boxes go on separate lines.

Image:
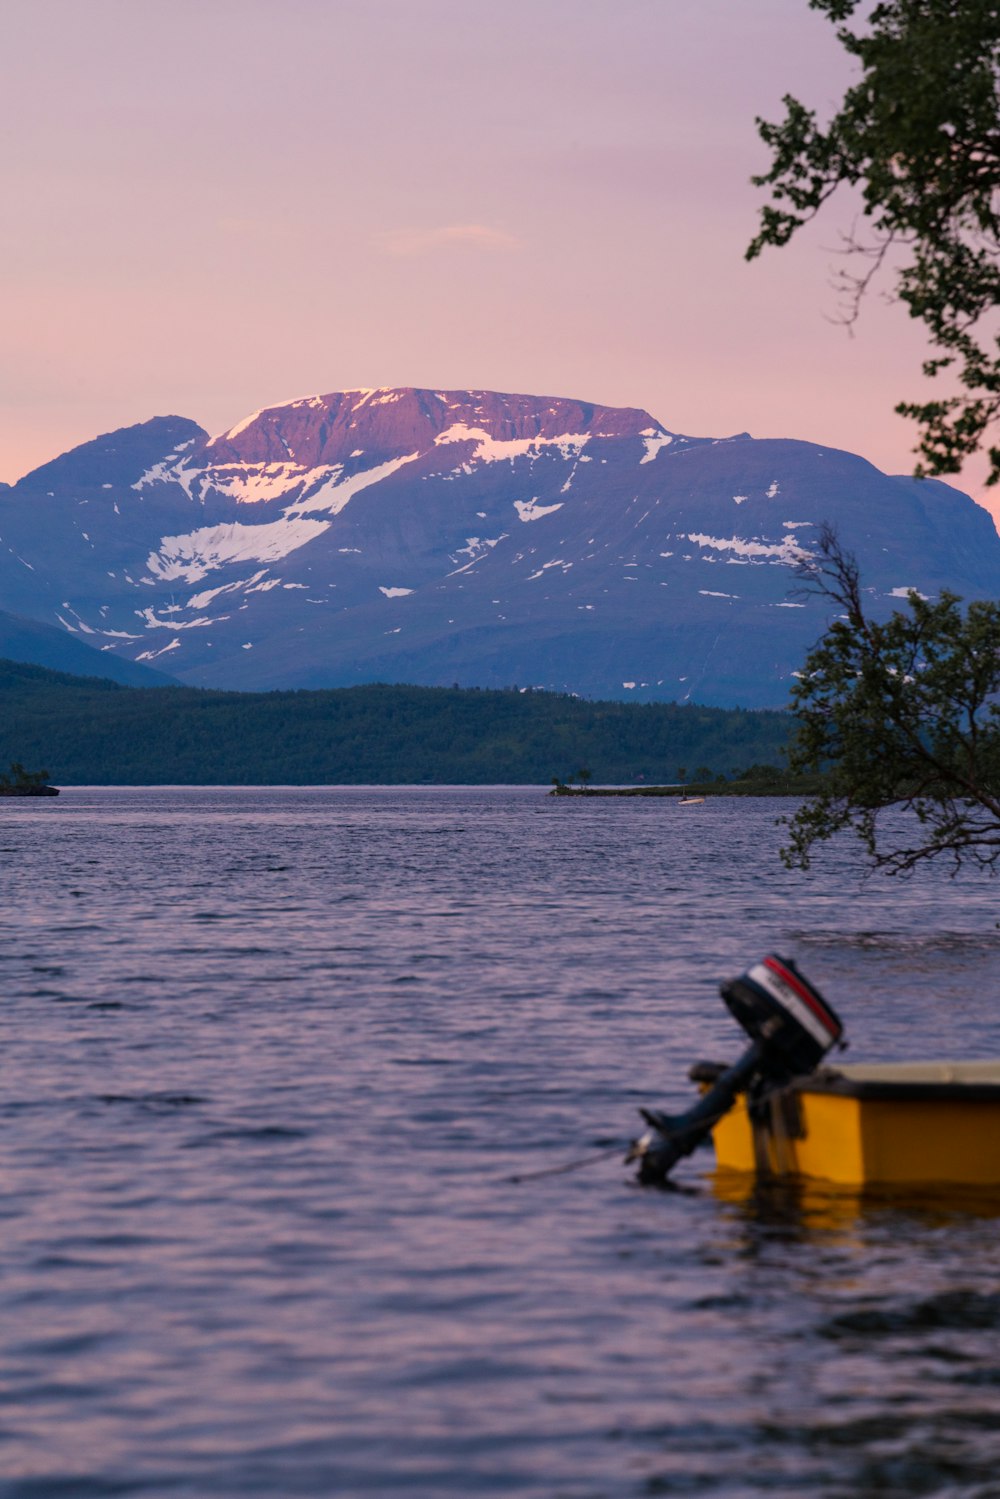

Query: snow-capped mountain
left=2, top=386, right=1000, bottom=707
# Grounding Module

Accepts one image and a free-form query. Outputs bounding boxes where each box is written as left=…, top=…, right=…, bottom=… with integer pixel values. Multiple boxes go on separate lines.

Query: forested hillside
left=0, top=659, right=791, bottom=784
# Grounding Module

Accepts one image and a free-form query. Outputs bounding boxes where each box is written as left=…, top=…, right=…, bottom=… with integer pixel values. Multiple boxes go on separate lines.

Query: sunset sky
left=4, top=0, right=995, bottom=522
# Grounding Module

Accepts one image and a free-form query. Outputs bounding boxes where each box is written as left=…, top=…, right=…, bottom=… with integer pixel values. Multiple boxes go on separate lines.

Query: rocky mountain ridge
left=2, top=387, right=999, bottom=707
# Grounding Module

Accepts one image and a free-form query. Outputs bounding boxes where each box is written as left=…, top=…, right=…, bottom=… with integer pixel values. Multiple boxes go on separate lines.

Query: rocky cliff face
left=2, top=387, right=998, bottom=707
left=202, top=389, right=660, bottom=468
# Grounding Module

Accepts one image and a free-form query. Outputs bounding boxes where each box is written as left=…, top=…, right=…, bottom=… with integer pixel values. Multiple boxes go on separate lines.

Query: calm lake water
left=2, top=787, right=1000, bottom=1498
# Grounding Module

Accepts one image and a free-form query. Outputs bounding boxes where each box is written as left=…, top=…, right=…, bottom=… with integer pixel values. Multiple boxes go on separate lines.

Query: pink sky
left=3, top=0, right=997, bottom=525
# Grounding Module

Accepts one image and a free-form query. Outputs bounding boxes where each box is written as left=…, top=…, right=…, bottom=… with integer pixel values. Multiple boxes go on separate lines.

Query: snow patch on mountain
left=132, top=457, right=200, bottom=502
left=685, top=531, right=811, bottom=564
left=434, top=424, right=591, bottom=465
left=196, top=463, right=328, bottom=505
left=136, top=638, right=181, bottom=661
left=640, top=431, right=673, bottom=464
left=136, top=606, right=218, bottom=631
left=58, top=603, right=96, bottom=634
left=186, top=572, right=269, bottom=609
left=135, top=450, right=426, bottom=594
left=285, top=453, right=420, bottom=517
left=133, top=448, right=420, bottom=513
left=453, top=535, right=507, bottom=563
left=515, top=498, right=564, bottom=522
left=527, top=558, right=571, bottom=580
left=145, top=517, right=330, bottom=584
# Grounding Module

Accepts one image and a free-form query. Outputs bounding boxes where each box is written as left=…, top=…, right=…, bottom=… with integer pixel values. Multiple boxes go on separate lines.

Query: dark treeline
left=0, top=658, right=792, bottom=784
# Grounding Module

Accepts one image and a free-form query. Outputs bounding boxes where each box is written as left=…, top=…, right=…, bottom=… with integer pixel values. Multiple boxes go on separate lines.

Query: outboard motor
left=628, top=955, right=843, bottom=1185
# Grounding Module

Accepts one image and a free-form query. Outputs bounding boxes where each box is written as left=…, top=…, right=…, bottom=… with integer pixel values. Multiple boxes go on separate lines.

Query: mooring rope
left=506, top=1085, right=777, bottom=1187
left=505, top=1142, right=628, bottom=1184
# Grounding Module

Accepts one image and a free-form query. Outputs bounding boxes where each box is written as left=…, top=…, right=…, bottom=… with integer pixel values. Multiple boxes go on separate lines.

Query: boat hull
left=705, top=1061, right=1000, bottom=1188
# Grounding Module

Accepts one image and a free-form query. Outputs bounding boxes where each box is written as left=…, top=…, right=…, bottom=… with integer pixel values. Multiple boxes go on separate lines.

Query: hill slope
left=0, top=658, right=791, bottom=785
left=0, top=607, right=175, bottom=686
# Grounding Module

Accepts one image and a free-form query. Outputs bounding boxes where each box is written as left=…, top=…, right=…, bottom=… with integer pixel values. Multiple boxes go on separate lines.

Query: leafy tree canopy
left=748, top=0, right=1000, bottom=483
left=783, top=526, right=1000, bottom=873
left=0, top=760, right=50, bottom=790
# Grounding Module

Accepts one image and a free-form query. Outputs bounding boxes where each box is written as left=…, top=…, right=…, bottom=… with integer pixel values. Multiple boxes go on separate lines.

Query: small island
left=0, top=761, right=59, bottom=797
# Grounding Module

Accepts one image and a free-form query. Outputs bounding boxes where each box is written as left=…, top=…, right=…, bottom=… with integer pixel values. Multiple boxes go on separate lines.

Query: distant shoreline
left=550, top=779, right=821, bottom=798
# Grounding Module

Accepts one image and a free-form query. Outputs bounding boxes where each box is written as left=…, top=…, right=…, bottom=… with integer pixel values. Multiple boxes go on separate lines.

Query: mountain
left=2, top=389, right=999, bottom=708
left=0, top=606, right=176, bottom=686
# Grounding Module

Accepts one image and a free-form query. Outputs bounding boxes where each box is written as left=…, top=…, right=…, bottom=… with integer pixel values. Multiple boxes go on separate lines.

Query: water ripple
left=1, top=787, right=999, bottom=1496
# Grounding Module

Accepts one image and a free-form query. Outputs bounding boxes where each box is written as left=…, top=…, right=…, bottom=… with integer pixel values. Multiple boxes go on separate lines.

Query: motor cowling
left=628, top=955, right=843, bottom=1185
left=720, top=955, right=842, bottom=1080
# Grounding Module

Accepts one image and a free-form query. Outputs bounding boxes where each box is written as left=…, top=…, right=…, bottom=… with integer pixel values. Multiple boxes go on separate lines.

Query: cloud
left=375, top=223, right=522, bottom=257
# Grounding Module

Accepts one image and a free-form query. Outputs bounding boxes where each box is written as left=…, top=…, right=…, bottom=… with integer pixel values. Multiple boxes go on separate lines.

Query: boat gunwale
left=689, top=1058, right=1000, bottom=1104
left=795, top=1068, right=1000, bottom=1103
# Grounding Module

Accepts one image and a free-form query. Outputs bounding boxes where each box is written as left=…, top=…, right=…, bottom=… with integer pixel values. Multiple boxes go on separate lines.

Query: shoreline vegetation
left=0, top=657, right=794, bottom=787
left=0, top=760, right=59, bottom=797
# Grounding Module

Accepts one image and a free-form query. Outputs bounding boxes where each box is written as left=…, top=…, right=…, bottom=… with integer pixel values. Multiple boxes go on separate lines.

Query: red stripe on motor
left=763, top=956, right=841, bottom=1039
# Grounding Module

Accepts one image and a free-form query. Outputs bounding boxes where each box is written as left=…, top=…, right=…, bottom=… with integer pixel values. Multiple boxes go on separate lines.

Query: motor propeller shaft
left=628, top=1041, right=766, bottom=1183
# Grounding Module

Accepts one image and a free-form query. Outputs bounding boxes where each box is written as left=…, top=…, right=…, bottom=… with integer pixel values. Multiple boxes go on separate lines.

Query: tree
left=783, top=525, right=1000, bottom=873
left=736, top=763, right=784, bottom=783
left=748, top=1, right=1000, bottom=483
left=0, top=761, right=51, bottom=790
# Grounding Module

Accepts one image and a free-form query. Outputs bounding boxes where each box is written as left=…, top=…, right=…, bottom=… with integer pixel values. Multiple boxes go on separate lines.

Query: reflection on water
left=698, top=1176, right=1000, bottom=1496
left=712, top=1167, right=1000, bottom=1235
left=0, top=788, right=999, bottom=1496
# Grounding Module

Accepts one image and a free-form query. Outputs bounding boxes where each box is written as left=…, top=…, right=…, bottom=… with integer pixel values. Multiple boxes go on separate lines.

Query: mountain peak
left=17, top=416, right=207, bottom=493
left=202, top=387, right=668, bottom=468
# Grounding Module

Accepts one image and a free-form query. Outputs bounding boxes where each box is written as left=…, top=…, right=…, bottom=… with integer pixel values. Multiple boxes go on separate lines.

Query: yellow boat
left=630, top=954, right=1000, bottom=1194
left=694, top=1058, right=1000, bottom=1189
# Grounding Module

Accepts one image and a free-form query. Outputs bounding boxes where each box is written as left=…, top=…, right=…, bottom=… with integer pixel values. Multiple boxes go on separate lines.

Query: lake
left=1, top=787, right=999, bottom=1497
